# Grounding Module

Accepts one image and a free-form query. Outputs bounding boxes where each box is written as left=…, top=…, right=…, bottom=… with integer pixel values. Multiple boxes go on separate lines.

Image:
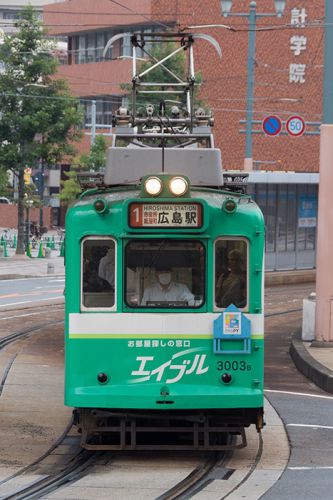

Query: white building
left=0, top=1, right=62, bottom=34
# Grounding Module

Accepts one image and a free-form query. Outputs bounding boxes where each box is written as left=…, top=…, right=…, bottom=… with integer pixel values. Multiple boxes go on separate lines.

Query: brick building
left=44, top=0, right=324, bottom=270
left=44, top=0, right=324, bottom=172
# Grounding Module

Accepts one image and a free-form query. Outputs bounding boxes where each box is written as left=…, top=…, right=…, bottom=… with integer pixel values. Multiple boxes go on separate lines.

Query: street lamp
left=220, top=1, right=286, bottom=171
left=34, top=132, right=45, bottom=228
left=24, top=196, right=34, bottom=247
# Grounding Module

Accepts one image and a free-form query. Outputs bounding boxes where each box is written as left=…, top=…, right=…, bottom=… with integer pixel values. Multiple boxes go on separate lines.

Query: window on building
left=70, top=27, right=159, bottom=65
left=87, top=32, right=95, bottom=63
left=96, top=31, right=106, bottom=62
left=78, top=34, right=86, bottom=64
left=81, top=96, right=122, bottom=126
left=3, top=11, right=20, bottom=20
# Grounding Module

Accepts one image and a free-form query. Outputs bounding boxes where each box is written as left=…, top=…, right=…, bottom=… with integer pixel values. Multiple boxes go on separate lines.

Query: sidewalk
left=0, top=251, right=64, bottom=279
left=0, top=254, right=332, bottom=395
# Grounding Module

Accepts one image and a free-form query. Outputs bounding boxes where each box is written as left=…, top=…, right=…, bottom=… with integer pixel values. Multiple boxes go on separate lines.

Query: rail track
left=0, top=302, right=293, bottom=499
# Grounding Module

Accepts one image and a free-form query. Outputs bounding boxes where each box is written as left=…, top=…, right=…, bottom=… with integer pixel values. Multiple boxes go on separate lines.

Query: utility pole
left=314, top=0, right=333, bottom=344
left=39, top=159, right=44, bottom=228
left=91, top=100, right=96, bottom=146
left=220, top=1, right=285, bottom=172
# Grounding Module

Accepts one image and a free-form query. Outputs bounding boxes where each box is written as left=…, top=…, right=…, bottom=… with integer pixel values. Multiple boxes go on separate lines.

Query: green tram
left=64, top=33, right=265, bottom=450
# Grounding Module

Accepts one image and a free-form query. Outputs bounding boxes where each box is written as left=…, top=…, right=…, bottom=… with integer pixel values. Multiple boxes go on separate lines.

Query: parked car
left=0, top=197, right=10, bottom=204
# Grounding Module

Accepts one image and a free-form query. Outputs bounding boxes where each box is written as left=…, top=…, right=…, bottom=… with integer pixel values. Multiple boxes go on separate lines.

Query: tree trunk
left=16, top=170, right=26, bottom=255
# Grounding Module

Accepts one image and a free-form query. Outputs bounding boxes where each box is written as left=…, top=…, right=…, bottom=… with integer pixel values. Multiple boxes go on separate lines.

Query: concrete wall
left=0, top=205, right=53, bottom=228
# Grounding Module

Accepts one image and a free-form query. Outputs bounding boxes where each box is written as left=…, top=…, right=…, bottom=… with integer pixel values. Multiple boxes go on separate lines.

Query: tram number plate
left=129, top=203, right=202, bottom=228
left=217, top=361, right=251, bottom=371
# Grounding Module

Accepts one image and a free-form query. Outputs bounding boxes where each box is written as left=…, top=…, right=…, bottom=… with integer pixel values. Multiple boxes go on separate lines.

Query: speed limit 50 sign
left=286, top=115, right=306, bottom=137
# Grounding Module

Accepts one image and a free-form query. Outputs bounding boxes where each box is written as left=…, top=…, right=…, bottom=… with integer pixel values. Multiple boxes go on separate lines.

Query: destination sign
left=129, top=203, right=202, bottom=228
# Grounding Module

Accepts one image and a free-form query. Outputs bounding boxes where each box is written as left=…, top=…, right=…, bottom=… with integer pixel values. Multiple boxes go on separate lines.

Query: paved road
left=0, top=276, right=64, bottom=309
left=262, top=284, right=333, bottom=499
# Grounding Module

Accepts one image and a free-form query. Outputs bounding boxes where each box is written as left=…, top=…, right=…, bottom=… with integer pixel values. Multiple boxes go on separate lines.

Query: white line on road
left=0, top=296, right=64, bottom=308
left=0, top=276, right=64, bottom=282
left=289, top=466, right=333, bottom=470
left=287, top=424, right=333, bottom=430
left=0, top=312, right=53, bottom=321
left=265, top=389, right=333, bottom=400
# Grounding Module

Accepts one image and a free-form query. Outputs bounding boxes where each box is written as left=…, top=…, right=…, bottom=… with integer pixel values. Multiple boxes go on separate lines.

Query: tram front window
left=125, top=239, right=205, bottom=308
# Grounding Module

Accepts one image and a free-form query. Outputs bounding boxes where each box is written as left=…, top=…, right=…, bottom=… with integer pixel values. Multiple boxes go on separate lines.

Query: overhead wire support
left=102, top=31, right=221, bottom=134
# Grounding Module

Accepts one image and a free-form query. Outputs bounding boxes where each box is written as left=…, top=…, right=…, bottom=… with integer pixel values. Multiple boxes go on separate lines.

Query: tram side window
left=125, top=239, right=205, bottom=309
left=215, top=240, right=247, bottom=309
left=82, top=239, right=115, bottom=308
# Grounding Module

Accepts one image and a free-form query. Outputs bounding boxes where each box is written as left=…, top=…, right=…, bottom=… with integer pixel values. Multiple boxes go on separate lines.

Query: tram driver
left=141, top=264, right=195, bottom=306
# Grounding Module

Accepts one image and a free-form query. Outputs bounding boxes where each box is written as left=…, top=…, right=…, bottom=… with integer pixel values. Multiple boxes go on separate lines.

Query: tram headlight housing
left=141, top=174, right=190, bottom=198
left=144, top=176, right=163, bottom=196
left=222, top=198, right=237, bottom=214
left=94, top=198, right=108, bottom=214
left=169, top=177, right=188, bottom=197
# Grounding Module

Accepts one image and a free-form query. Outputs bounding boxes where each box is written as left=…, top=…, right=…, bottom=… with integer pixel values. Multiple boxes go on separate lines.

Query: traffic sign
left=24, top=167, right=32, bottom=185
left=286, top=115, right=306, bottom=137
left=262, top=115, right=282, bottom=136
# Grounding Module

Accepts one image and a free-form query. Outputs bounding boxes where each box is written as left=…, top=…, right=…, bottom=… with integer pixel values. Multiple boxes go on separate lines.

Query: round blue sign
left=262, top=115, right=282, bottom=136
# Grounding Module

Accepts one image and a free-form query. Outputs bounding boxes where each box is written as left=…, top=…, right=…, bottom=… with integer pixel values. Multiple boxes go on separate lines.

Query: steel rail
left=156, top=452, right=225, bottom=500
left=3, top=449, right=99, bottom=500
left=0, top=320, right=63, bottom=350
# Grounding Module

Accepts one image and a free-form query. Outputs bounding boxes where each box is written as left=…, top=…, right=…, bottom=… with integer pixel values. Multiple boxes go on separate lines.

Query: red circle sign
left=286, top=115, right=306, bottom=137
left=262, top=115, right=282, bottom=136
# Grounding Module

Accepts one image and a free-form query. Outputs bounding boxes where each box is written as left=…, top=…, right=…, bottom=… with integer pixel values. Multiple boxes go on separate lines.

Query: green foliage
left=24, top=182, right=41, bottom=208
left=80, top=135, right=107, bottom=171
left=0, top=6, right=83, bottom=174
left=60, top=135, right=108, bottom=205
left=0, top=6, right=83, bottom=252
left=59, top=164, right=83, bottom=205
left=0, top=170, right=10, bottom=198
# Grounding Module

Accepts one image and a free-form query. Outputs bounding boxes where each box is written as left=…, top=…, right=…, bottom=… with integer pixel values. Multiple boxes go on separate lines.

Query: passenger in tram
left=216, top=249, right=246, bottom=308
left=141, top=264, right=195, bottom=306
left=98, top=246, right=115, bottom=290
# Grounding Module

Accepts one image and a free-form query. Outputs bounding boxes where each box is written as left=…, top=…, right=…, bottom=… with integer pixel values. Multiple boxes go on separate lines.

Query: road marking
left=0, top=296, right=64, bottom=308
left=0, top=289, right=63, bottom=300
left=0, top=311, right=54, bottom=320
left=289, top=466, right=333, bottom=470
left=0, top=276, right=64, bottom=282
left=287, top=424, right=333, bottom=430
left=265, top=389, right=333, bottom=400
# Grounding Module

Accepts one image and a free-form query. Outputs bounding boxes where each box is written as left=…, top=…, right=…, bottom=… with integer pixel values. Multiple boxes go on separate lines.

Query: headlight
left=169, top=177, right=188, bottom=196
left=145, top=177, right=163, bottom=196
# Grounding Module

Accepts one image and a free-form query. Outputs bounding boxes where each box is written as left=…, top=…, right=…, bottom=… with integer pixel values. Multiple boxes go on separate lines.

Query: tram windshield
left=125, top=239, right=205, bottom=308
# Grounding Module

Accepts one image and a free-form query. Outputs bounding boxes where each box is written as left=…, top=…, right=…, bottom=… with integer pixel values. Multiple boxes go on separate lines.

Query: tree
left=60, top=135, right=108, bottom=205
left=0, top=170, right=10, bottom=198
left=0, top=6, right=83, bottom=254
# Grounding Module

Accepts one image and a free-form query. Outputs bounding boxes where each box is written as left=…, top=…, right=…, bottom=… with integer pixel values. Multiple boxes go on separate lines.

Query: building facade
left=0, top=0, right=63, bottom=33
left=43, top=0, right=324, bottom=267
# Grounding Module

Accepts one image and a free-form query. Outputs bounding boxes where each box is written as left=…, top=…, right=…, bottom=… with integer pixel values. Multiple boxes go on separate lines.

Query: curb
left=290, top=329, right=333, bottom=393
left=265, top=269, right=315, bottom=286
